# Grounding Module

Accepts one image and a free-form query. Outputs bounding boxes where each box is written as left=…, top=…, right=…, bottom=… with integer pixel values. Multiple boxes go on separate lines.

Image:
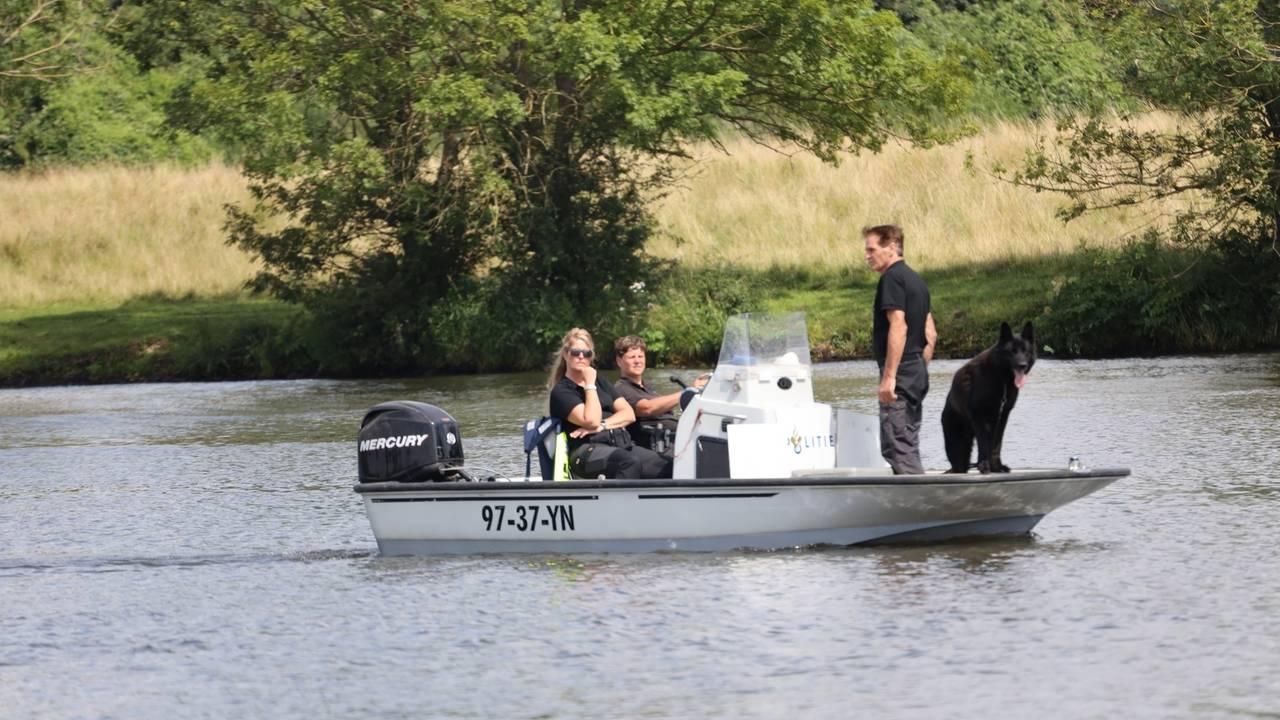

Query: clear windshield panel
left=717, top=312, right=811, bottom=367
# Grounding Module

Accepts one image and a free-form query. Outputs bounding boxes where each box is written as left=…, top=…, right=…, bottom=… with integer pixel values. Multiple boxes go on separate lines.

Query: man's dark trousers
left=878, top=354, right=928, bottom=474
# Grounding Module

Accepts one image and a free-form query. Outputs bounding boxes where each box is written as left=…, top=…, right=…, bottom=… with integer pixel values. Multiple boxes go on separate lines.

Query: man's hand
left=569, top=427, right=595, bottom=439
left=878, top=375, right=897, bottom=405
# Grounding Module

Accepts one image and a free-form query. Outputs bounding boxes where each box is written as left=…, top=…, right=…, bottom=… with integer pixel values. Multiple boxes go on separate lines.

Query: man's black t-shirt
left=549, top=376, right=620, bottom=435
left=873, top=260, right=931, bottom=365
left=614, top=376, right=675, bottom=422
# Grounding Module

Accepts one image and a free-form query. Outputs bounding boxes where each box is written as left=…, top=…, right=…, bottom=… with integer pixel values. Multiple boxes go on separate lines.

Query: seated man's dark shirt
left=549, top=377, right=621, bottom=451
left=613, top=377, right=675, bottom=423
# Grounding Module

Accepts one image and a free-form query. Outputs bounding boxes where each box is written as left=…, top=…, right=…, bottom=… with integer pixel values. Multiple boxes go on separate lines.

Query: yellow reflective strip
left=553, top=432, right=569, bottom=481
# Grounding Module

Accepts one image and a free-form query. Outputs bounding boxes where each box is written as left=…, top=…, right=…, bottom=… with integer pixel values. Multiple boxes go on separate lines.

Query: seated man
left=612, top=335, right=709, bottom=454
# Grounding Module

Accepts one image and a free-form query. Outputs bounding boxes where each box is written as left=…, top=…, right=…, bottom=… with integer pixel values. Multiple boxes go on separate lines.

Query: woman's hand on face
left=581, top=365, right=598, bottom=386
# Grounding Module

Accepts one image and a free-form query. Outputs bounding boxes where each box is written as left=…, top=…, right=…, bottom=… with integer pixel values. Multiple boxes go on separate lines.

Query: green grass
left=0, top=295, right=302, bottom=386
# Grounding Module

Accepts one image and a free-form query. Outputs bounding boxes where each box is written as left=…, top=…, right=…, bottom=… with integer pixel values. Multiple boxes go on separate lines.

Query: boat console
left=672, top=313, right=888, bottom=480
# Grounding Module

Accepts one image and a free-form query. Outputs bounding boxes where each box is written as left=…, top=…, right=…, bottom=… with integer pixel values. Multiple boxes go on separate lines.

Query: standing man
left=864, top=224, right=937, bottom=474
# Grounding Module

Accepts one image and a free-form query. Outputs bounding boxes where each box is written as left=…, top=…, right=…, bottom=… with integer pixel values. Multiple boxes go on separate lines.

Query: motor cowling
left=358, top=401, right=464, bottom=483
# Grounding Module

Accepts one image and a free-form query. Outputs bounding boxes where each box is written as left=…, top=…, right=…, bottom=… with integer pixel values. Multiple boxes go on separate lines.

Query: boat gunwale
left=353, top=467, right=1130, bottom=494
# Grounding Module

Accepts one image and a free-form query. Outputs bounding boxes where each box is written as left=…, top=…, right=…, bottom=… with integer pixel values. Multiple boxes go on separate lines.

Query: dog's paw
left=976, top=461, right=991, bottom=474
left=995, top=463, right=1011, bottom=473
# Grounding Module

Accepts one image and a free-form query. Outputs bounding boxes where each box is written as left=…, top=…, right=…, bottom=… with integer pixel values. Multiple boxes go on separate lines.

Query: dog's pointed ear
left=1021, top=322, right=1034, bottom=343
left=999, top=322, right=1013, bottom=342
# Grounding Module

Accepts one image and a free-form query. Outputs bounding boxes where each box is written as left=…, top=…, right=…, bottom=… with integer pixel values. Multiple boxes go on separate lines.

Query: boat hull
left=355, top=468, right=1126, bottom=554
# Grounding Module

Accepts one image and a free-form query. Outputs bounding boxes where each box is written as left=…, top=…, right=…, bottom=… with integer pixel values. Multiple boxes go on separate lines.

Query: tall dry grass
left=1, top=115, right=1194, bottom=307
left=0, top=163, right=256, bottom=307
left=650, top=115, right=1193, bottom=271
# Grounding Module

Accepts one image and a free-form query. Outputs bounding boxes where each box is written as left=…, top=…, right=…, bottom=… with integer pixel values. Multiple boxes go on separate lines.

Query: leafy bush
left=10, top=38, right=217, bottom=166
left=1043, top=232, right=1280, bottom=356
left=911, top=0, right=1126, bottom=118
left=167, top=312, right=318, bottom=380
left=640, top=264, right=764, bottom=365
left=431, top=278, right=582, bottom=373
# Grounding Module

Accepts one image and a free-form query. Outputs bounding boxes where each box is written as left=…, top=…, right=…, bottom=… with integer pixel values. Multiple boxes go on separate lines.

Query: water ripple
left=3, top=354, right=1280, bottom=719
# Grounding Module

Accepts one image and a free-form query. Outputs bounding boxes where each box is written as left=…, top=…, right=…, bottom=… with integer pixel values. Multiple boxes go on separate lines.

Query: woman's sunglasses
left=567, top=348, right=594, bottom=359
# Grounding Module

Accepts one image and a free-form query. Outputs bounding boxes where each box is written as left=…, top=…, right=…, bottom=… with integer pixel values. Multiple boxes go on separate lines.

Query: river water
left=2, top=354, right=1279, bottom=719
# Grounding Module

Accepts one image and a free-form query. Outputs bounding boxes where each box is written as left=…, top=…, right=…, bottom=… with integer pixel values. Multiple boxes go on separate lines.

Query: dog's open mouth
left=1013, top=370, right=1028, bottom=389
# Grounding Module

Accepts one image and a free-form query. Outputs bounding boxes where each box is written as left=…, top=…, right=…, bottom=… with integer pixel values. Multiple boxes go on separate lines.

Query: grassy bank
left=0, top=116, right=1229, bottom=386
left=651, top=124, right=1181, bottom=271
left=760, top=256, right=1073, bottom=361
left=0, top=296, right=302, bottom=386
left=0, top=257, right=1075, bottom=386
left=1, top=118, right=1186, bottom=308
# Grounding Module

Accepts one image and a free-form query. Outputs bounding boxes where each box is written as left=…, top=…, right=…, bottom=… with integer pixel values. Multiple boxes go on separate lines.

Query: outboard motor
left=358, top=401, right=466, bottom=483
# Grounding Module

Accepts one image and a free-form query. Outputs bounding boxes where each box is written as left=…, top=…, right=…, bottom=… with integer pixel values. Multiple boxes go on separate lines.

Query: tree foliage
left=175, top=0, right=968, bottom=371
left=2, top=0, right=72, bottom=78
left=12, top=34, right=218, bottom=164
left=1004, top=0, right=1280, bottom=353
left=912, top=0, right=1123, bottom=118
left=1011, top=0, right=1280, bottom=254
left=1, top=0, right=95, bottom=164
left=2, top=1, right=220, bottom=167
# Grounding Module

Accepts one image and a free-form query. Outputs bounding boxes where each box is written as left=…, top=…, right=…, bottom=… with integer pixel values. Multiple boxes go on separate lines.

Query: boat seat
left=523, top=416, right=571, bottom=481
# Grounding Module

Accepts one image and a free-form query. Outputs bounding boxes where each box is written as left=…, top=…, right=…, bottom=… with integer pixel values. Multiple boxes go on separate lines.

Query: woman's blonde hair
left=547, top=327, right=595, bottom=389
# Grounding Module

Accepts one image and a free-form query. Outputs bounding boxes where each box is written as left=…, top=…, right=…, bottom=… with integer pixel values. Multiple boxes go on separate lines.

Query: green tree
left=907, top=0, right=1123, bottom=118
left=1015, top=0, right=1280, bottom=247
left=3, top=1, right=216, bottom=167
left=12, top=34, right=218, bottom=165
left=1006, top=0, right=1280, bottom=354
left=1, top=0, right=94, bottom=165
left=178, top=0, right=968, bottom=372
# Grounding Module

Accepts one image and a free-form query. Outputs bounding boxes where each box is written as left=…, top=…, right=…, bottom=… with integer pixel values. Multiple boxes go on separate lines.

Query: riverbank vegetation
left=0, top=119, right=1183, bottom=384
left=3, top=0, right=1278, bottom=386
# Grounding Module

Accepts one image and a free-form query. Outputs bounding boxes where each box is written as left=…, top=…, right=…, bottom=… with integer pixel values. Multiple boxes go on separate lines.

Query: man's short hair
left=614, top=335, right=647, bottom=357
left=863, top=224, right=904, bottom=256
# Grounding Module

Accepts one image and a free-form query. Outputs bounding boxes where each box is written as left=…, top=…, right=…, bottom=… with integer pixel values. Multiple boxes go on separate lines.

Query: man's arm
left=880, top=309, right=907, bottom=404
left=924, top=312, right=937, bottom=363
left=634, top=392, right=681, bottom=418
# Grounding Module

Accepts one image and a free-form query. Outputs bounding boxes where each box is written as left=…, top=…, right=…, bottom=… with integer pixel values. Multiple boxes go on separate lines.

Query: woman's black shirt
left=549, top=376, right=619, bottom=437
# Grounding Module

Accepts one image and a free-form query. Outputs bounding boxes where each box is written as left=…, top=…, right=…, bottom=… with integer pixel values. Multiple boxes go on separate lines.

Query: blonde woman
left=547, top=328, right=672, bottom=479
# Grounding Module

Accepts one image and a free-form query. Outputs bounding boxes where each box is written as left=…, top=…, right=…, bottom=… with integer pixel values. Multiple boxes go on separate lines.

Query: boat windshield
left=717, top=312, right=811, bottom=367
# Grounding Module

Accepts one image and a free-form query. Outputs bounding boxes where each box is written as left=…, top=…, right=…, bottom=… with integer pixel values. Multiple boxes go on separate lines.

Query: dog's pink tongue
left=1014, top=370, right=1027, bottom=389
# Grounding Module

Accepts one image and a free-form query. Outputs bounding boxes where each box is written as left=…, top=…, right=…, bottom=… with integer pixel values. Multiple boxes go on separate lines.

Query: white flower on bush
left=630, top=281, right=646, bottom=293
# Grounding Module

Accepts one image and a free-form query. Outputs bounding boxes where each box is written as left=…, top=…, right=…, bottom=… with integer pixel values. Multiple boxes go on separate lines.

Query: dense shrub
left=910, top=0, right=1126, bottom=118
left=640, top=264, right=764, bottom=365
left=1043, top=233, right=1280, bottom=356
left=431, top=277, right=585, bottom=374
left=9, top=39, right=217, bottom=167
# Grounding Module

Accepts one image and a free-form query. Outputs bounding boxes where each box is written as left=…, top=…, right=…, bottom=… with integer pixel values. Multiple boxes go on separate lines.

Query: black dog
left=942, top=322, right=1036, bottom=473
